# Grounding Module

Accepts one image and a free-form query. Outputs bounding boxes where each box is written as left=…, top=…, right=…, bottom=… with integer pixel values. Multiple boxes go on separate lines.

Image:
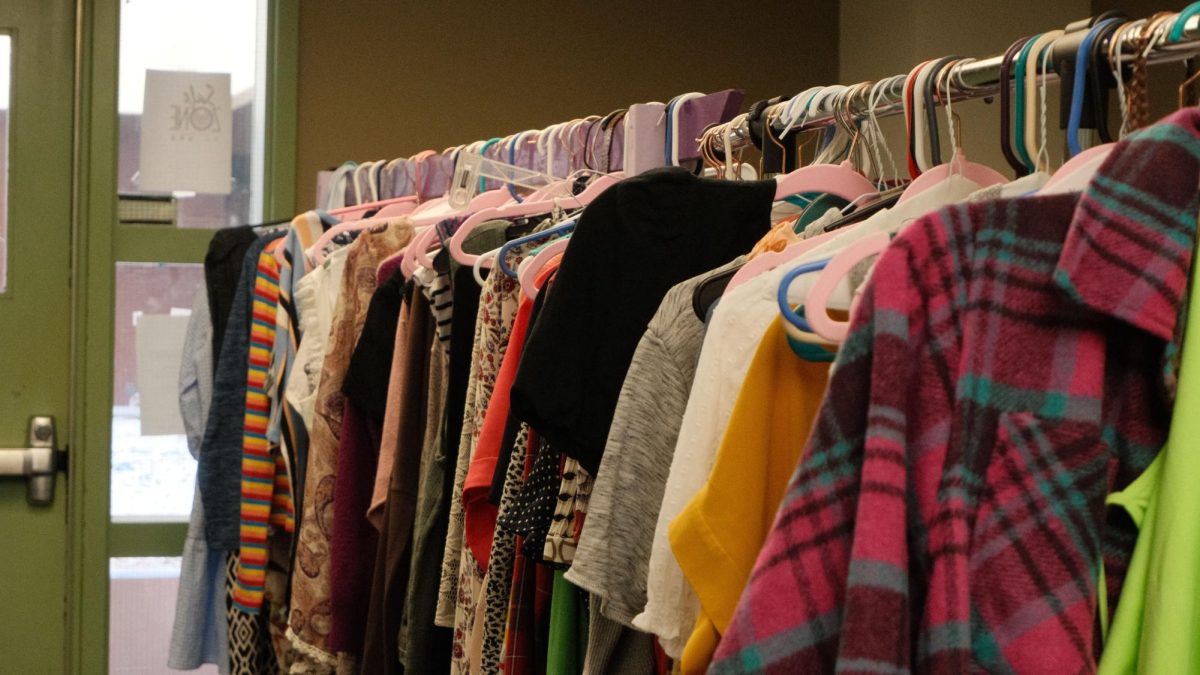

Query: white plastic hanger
left=899, top=60, right=1005, bottom=204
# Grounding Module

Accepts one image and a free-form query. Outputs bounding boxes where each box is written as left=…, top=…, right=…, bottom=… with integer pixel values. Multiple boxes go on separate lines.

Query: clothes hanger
left=473, top=247, right=497, bottom=286
left=1086, top=17, right=1126, bottom=145
left=1012, top=34, right=1043, bottom=172
left=351, top=161, right=376, bottom=206
left=457, top=172, right=619, bottom=269
left=408, top=136, right=531, bottom=273
left=494, top=218, right=577, bottom=278
left=539, top=122, right=565, bottom=179
left=567, top=117, right=600, bottom=173
left=920, top=56, right=958, bottom=168
left=668, top=92, right=705, bottom=167
left=1039, top=143, right=1113, bottom=193
left=1067, top=19, right=1123, bottom=156
left=448, top=167, right=620, bottom=267
left=323, top=161, right=358, bottom=210
left=912, top=60, right=940, bottom=172
left=1180, top=51, right=1200, bottom=108
left=782, top=232, right=887, bottom=343
left=721, top=88, right=889, bottom=300
left=1000, top=37, right=1034, bottom=176
left=518, top=239, right=568, bottom=300
left=863, top=78, right=904, bottom=188
left=601, top=109, right=628, bottom=172
left=401, top=219, right=449, bottom=277
left=898, top=61, right=1006, bottom=205
left=367, top=160, right=386, bottom=202
left=773, top=161, right=878, bottom=202
left=272, top=210, right=340, bottom=267
left=710, top=85, right=883, bottom=302
left=1125, top=14, right=1177, bottom=132
left=1048, top=16, right=1197, bottom=193
left=1022, top=31, right=1065, bottom=172
left=772, top=86, right=879, bottom=202
left=411, top=145, right=472, bottom=216
left=410, top=149, right=437, bottom=202
left=307, top=213, right=409, bottom=266
left=503, top=132, right=535, bottom=203
left=1108, top=20, right=1141, bottom=139
left=903, top=60, right=931, bottom=177
left=725, top=227, right=845, bottom=298
left=581, top=116, right=603, bottom=173
left=444, top=128, right=573, bottom=265
left=404, top=171, right=459, bottom=275
left=1169, top=1, right=1200, bottom=42
left=381, top=157, right=409, bottom=201
left=327, top=195, right=417, bottom=221
left=795, top=65, right=996, bottom=342
left=818, top=188, right=903, bottom=233
left=407, top=186, right=513, bottom=267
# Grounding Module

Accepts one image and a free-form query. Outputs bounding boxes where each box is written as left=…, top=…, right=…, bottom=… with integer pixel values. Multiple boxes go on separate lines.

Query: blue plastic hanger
left=776, top=258, right=832, bottom=332
left=1067, top=19, right=1121, bottom=157
left=497, top=218, right=578, bottom=278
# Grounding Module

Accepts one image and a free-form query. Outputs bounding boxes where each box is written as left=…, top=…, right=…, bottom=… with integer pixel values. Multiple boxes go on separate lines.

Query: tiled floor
left=109, top=557, right=219, bottom=675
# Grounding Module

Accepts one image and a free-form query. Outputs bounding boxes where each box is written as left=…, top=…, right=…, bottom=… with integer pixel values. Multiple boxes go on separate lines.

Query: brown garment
left=359, top=289, right=435, bottom=673
left=287, top=222, right=413, bottom=672
left=367, top=300, right=412, bottom=530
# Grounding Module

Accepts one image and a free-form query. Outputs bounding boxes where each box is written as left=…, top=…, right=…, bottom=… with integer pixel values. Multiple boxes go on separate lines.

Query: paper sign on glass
left=139, top=69, right=232, bottom=195
left=135, top=313, right=190, bottom=435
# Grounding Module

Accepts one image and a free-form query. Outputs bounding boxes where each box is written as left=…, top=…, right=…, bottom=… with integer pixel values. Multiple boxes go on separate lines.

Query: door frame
left=68, top=0, right=298, bottom=670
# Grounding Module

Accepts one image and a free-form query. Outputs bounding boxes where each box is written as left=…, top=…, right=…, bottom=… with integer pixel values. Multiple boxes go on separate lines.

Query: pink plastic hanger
left=447, top=172, right=622, bottom=267
left=373, top=199, right=418, bottom=218
left=399, top=188, right=512, bottom=274
left=519, top=240, right=569, bottom=300
left=1039, top=142, right=1113, bottom=194
left=724, top=227, right=842, bottom=295
left=446, top=196, right=562, bottom=266
left=299, top=194, right=420, bottom=266
left=774, top=160, right=878, bottom=202
left=896, top=149, right=1006, bottom=204
left=900, top=59, right=1006, bottom=204
left=328, top=195, right=417, bottom=220
left=308, top=213, right=409, bottom=266
left=801, top=230, right=892, bottom=342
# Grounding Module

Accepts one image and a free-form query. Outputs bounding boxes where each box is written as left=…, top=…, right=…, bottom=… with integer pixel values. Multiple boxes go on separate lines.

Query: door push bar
left=0, top=416, right=66, bottom=506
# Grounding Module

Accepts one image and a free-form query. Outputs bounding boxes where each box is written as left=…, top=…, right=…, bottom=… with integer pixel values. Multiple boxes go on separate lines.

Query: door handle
left=0, top=416, right=65, bottom=506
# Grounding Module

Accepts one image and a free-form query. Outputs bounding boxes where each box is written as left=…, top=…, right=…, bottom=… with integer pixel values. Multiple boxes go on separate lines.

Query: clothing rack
left=719, top=13, right=1200, bottom=150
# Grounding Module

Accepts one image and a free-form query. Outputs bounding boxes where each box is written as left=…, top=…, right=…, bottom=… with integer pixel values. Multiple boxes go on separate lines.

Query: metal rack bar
left=720, top=13, right=1200, bottom=151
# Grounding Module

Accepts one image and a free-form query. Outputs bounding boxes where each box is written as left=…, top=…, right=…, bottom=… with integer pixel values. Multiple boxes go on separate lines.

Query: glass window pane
left=0, top=35, right=11, bottom=292
left=112, top=262, right=205, bottom=522
left=109, top=557, right=219, bottom=675
left=118, top=0, right=268, bottom=229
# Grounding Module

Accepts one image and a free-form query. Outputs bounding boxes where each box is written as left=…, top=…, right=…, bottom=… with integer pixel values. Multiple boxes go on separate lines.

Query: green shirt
left=1100, top=257, right=1200, bottom=673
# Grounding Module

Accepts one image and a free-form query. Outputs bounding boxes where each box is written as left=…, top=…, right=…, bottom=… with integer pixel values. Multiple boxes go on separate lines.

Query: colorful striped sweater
left=232, top=246, right=295, bottom=613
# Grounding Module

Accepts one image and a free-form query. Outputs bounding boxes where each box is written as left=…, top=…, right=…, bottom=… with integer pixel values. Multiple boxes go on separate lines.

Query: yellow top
left=669, top=316, right=832, bottom=673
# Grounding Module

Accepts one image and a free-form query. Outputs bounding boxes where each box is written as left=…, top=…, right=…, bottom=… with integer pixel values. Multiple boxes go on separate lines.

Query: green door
left=0, top=0, right=78, bottom=671
left=68, top=0, right=298, bottom=672
left=0, top=0, right=296, bottom=671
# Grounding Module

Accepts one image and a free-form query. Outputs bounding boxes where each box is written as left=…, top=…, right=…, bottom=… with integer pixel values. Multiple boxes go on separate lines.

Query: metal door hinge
left=0, top=416, right=65, bottom=506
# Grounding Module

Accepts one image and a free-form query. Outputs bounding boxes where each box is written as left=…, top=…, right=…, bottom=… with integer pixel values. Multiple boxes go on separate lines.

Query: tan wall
left=294, top=1, right=841, bottom=210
